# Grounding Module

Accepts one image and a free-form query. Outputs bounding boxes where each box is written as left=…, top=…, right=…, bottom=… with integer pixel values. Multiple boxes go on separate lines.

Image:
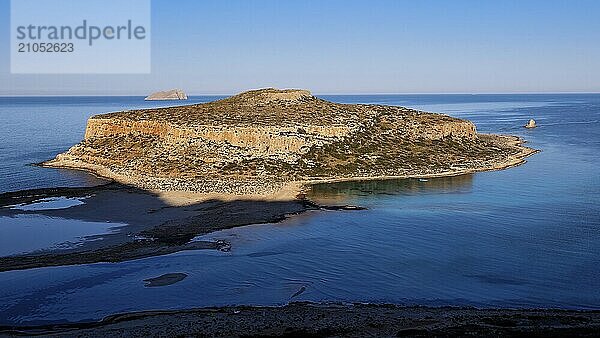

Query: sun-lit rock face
left=44, top=88, right=532, bottom=194
left=84, top=88, right=477, bottom=156
left=525, top=119, right=537, bottom=129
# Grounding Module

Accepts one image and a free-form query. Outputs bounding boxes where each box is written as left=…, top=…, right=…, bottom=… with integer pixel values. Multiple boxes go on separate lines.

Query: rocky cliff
left=44, top=88, right=535, bottom=195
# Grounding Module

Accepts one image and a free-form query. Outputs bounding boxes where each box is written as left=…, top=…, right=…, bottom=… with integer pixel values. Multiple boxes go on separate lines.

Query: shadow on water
left=0, top=174, right=474, bottom=272
left=0, top=182, right=313, bottom=272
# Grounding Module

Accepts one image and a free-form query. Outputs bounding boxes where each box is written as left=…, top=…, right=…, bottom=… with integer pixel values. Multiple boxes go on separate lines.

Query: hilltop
left=43, top=88, right=536, bottom=196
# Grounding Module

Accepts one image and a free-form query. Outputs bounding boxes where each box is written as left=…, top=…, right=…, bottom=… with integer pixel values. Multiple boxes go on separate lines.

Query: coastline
left=2, top=303, right=598, bottom=337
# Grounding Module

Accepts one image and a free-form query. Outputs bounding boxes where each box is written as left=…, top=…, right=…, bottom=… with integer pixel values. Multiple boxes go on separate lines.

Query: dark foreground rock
left=1, top=303, right=599, bottom=337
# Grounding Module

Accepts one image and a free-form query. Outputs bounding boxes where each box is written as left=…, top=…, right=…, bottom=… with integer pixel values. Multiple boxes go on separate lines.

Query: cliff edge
left=44, top=88, right=536, bottom=195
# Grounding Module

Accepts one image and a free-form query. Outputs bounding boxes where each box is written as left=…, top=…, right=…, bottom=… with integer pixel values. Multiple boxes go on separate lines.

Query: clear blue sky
left=1, top=0, right=600, bottom=95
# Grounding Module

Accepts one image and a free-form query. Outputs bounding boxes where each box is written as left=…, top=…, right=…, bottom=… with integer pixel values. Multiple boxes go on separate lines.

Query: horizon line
left=1, top=91, right=600, bottom=97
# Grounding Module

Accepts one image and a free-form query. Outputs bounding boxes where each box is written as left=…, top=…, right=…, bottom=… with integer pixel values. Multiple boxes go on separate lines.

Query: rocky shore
left=2, top=303, right=598, bottom=337
left=42, top=88, right=537, bottom=197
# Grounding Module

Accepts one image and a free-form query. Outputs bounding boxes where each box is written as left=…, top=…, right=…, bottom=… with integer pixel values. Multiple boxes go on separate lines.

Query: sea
left=0, top=94, right=598, bottom=325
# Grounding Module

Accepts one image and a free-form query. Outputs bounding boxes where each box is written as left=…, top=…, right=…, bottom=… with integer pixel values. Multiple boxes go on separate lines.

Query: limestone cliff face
left=84, top=88, right=476, bottom=157
left=404, top=118, right=477, bottom=140
left=84, top=118, right=352, bottom=155
left=44, top=88, right=530, bottom=194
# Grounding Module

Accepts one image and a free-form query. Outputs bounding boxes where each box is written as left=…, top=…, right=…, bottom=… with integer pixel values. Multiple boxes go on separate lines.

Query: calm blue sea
left=0, top=96, right=224, bottom=193
left=0, top=94, right=599, bottom=325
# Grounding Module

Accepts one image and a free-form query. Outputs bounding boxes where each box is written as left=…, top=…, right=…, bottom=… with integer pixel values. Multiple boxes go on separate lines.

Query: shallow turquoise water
left=0, top=94, right=598, bottom=325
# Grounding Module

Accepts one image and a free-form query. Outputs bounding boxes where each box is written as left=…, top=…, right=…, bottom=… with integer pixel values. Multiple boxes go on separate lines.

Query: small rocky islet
left=43, top=88, right=536, bottom=195
left=144, top=88, right=188, bottom=101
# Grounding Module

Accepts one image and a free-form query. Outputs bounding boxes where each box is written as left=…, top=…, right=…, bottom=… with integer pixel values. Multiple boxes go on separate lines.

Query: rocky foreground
left=43, top=88, right=536, bottom=195
left=3, top=303, right=598, bottom=337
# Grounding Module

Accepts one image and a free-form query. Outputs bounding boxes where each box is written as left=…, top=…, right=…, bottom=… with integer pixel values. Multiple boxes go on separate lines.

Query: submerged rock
left=145, top=89, right=187, bottom=101
left=143, top=273, right=188, bottom=287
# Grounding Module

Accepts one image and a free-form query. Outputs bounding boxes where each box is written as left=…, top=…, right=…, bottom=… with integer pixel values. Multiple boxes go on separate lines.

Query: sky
left=1, top=0, right=600, bottom=95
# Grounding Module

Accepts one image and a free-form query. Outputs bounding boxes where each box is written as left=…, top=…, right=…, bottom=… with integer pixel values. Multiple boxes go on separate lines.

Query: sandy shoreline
left=2, top=303, right=598, bottom=337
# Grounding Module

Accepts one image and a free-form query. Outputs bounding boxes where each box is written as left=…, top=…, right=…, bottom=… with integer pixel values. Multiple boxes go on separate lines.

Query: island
left=144, top=88, right=188, bottom=101
left=43, top=88, right=536, bottom=198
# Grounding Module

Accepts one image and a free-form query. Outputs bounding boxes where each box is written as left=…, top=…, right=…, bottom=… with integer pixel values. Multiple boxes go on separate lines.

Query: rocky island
left=144, top=89, right=188, bottom=101
left=43, top=88, right=536, bottom=197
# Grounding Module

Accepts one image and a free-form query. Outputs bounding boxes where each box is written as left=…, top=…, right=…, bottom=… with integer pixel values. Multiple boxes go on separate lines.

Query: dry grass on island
left=42, top=88, right=537, bottom=199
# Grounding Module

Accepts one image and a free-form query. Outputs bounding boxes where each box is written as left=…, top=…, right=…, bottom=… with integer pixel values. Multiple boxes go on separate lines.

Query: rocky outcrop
left=44, top=88, right=536, bottom=195
left=145, top=89, right=187, bottom=101
left=525, top=119, right=537, bottom=129
left=235, top=88, right=313, bottom=104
